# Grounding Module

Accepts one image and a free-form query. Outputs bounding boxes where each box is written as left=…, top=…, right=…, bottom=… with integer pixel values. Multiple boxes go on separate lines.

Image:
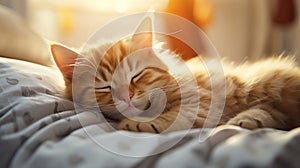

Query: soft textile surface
left=1, top=57, right=300, bottom=168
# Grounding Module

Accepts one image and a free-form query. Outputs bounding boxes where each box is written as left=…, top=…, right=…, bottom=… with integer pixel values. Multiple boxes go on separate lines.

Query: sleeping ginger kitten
left=51, top=17, right=300, bottom=133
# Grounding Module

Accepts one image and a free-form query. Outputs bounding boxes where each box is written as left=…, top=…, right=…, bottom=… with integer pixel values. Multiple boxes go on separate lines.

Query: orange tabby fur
left=51, top=17, right=300, bottom=133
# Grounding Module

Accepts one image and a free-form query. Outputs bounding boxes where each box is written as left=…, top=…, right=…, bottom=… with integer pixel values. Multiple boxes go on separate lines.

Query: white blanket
left=1, top=57, right=300, bottom=168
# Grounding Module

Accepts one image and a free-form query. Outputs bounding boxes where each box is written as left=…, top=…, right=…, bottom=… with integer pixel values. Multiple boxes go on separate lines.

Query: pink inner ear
left=51, top=44, right=79, bottom=82
left=131, top=16, right=153, bottom=49
left=132, top=33, right=153, bottom=49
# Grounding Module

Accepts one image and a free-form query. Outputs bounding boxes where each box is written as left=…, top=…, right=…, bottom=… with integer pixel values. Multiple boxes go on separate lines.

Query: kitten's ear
left=132, top=16, right=153, bottom=49
left=51, top=44, right=78, bottom=82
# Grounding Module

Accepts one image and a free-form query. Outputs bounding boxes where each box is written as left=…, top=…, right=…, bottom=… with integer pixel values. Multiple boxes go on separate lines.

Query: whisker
left=76, top=57, right=98, bottom=70
left=162, top=29, right=183, bottom=37
left=75, top=64, right=96, bottom=71
left=90, top=55, right=98, bottom=69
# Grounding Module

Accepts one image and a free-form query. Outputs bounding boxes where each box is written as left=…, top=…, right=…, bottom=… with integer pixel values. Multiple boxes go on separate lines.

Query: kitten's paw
left=227, top=117, right=263, bottom=130
left=118, top=117, right=162, bottom=133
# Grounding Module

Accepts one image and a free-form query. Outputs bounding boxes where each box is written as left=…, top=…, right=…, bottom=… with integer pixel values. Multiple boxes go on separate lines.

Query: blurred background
left=1, top=0, right=299, bottom=63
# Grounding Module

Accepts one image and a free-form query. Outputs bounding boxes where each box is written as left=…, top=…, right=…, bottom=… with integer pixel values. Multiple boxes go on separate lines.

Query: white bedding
left=1, top=57, right=300, bottom=168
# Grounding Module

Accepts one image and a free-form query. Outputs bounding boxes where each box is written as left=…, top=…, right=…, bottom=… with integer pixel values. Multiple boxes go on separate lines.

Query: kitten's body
left=189, top=57, right=300, bottom=130
left=51, top=17, right=300, bottom=133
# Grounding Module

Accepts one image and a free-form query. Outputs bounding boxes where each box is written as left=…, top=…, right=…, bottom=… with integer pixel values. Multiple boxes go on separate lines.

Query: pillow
left=0, top=56, right=75, bottom=167
left=0, top=5, right=54, bottom=66
left=0, top=56, right=73, bottom=131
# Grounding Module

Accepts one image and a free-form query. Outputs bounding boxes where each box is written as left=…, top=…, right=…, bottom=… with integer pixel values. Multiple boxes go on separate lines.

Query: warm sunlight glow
left=194, top=0, right=213, bottom=28
left=28, top=0, right=169, bottom=13
left=27, top=0, right=169, bottom=48
left=115, top=1, right=128, bottom=13
left=58, top=7, right=74, bottom=33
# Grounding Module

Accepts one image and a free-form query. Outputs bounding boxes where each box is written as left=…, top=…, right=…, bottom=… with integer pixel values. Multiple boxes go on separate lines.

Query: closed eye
left=132, top=67, right=162, bottom=80
left=131, top=70, right=144, bottom=81
left=95, top=86, right=111, bottom=92
left=131, top=68, right=152, bottom=82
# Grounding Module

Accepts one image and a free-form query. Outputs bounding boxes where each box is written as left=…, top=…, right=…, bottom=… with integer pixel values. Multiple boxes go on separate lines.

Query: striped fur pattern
left=51, top=17, right=300, bottom=133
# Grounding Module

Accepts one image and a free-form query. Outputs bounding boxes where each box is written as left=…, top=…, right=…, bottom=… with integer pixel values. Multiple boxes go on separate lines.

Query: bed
left=1, top=5, right=300, bottom=168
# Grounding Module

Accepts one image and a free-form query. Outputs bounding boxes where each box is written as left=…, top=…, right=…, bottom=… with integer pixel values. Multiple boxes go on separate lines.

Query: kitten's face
left=92, top=38, right=175, bottom=121
left=51, top=16, right=180, bottom=121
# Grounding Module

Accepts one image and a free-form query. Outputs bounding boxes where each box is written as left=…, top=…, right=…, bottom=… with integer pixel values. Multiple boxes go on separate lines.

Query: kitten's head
left=51, top=16, right=180, bottom=121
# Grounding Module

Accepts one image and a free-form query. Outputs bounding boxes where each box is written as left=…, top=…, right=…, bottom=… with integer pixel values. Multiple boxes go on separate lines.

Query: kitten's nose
left=120, top=94, right=131, bottom=103
left=119, top=91, right=133, bottom=104
left=117, top=86, right=133, bottom=104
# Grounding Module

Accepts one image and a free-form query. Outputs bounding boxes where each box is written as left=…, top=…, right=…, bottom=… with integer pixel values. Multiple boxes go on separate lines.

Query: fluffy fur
left=51, top=17, right=300, bottom=133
